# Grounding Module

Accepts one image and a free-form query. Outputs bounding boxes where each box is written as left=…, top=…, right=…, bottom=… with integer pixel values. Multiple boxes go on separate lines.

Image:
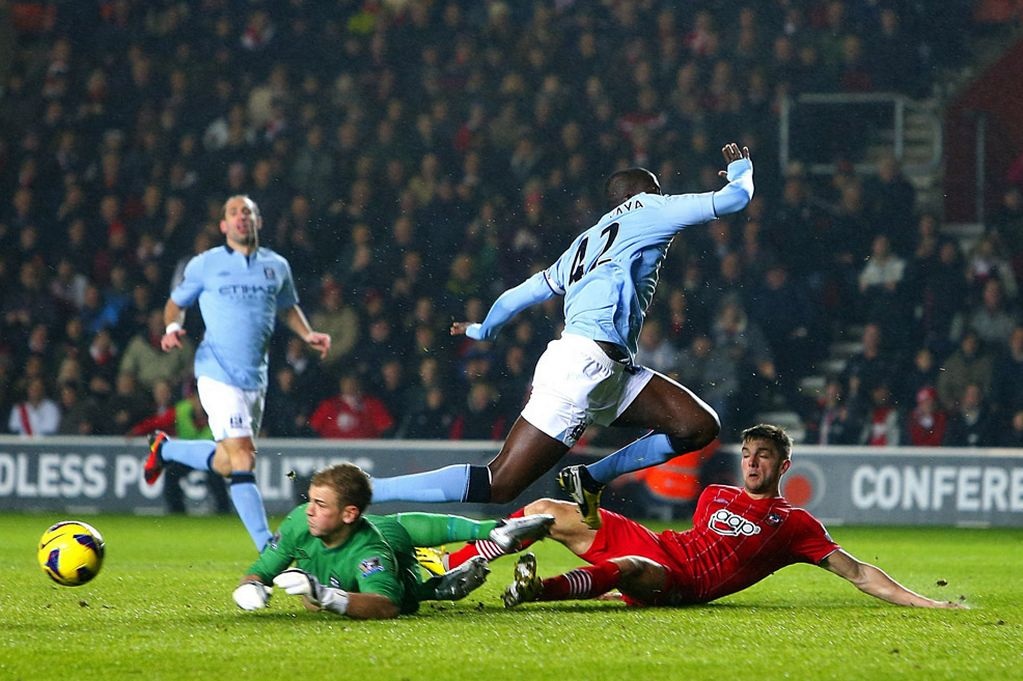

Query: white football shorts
left=196, top=375, right=266, bottom=441
left=520, top=333, right=654, bottom=447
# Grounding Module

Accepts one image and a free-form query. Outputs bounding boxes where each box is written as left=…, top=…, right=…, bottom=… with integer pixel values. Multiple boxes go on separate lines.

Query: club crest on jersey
left=766, top=513, right=783, bottom=526
left=567, top=422, right=587, bottom=445
left=708, top=509, right=761, bottom=537
left=264, top=267, right=275, bottom=280
left=359, top=557, right=385, bottom=576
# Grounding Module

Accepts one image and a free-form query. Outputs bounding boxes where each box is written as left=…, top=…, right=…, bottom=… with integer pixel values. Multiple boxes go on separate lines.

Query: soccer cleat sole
left=434, top=556, right=490, bottom=601
left=502, top=552, right=541, bottom=608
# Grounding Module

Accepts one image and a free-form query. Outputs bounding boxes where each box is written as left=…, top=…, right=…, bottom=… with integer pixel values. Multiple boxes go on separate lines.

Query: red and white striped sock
left=539, top=561, right=621, bottom=601
left=447, top=507, right=528, bottom=568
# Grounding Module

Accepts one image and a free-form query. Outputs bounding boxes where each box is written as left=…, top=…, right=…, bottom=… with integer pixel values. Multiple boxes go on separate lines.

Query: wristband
left=165, top=322, right=183, bottom=336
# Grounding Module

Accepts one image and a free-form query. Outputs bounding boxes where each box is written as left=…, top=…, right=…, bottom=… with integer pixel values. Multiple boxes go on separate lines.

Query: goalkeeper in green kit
left=232, top=463, right=553, bottom=619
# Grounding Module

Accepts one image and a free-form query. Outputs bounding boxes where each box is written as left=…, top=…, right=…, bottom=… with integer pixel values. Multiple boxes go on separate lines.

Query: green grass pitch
left=2, top=513, right=1020, bottom=680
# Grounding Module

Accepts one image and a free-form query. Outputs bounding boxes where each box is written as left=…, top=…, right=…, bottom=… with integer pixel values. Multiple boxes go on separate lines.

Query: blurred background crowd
left=2, top=0, right=1022, bottom=451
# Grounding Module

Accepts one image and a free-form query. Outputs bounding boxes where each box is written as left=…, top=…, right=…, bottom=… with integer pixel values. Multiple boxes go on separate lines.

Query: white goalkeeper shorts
left=196, top=375, right=266, bottom=441
left=520, top=333, right=654, bottom=447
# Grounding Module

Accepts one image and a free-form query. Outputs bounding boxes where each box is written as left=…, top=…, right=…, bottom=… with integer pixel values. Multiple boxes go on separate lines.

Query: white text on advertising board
left=852, top=465, right=1023, bottom=512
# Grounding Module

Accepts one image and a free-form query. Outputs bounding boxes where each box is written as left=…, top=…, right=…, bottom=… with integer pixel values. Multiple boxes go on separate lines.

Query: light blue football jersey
left=171, top=245, right=298, bottom=390
left=542, top=191, right=717, bottom=361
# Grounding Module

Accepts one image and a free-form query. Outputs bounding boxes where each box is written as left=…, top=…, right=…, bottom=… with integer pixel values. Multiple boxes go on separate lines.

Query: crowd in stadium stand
left=2, top=0, right=1021, bottom=449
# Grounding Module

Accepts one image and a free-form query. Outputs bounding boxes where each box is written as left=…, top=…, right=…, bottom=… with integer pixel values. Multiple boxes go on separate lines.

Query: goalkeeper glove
left=233, top=581, right=272, bottom=611
left=273, top=568, right=350, bottom=615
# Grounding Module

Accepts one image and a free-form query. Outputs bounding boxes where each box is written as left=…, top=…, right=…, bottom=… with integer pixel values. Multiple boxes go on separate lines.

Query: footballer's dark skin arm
left=820, top=550, right=964, bottom=608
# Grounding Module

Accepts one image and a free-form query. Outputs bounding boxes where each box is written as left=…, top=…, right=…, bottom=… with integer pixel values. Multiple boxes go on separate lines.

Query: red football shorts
left=579, top=509, right=688, bottom=606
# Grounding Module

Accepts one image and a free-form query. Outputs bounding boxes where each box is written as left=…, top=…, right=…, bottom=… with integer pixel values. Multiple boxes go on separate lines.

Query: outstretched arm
left=451, top=270, right=557, bottom=341
left=711, top=143, right=754, bottom=217
left=821, top=549, right=964, bottom=608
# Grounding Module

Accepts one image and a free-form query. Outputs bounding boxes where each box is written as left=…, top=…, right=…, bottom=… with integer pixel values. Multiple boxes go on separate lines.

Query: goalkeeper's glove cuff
left=317, top=587, right=351, bottom=615
left=233, top=581, right=272, bottom=611
left=273, top=568, right=350, bottom=615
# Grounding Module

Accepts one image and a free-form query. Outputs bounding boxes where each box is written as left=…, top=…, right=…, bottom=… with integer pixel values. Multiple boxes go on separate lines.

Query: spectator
left=4, top=261, right=57, bottom=337
left=864, top=154, right=917, bottom=250
left=450, top=381, right=505, bottom=441
left=83, top=327, right=119, bottom=397
left=943, top=383, right=997, bottom=447
left=858, top=234, right=907, bottom=339
left=936, top=330, right=994, bottom=411
left=711, top=298, right=778, bottom=422
left=907, top=239, right=966, bottom=354
left=990, top=187, right=1023, bottom=274
left=279, top=334, right=329, bottom=401
left=676, top=334, right=740, bottom=434
left=263, top=366, right=313, bottom=438
left=748, top=262, right=817, bottom=391
left=374, top=357, right=410, bottom=426
left=990, top=324, right=1023, bottom=416
left=8, top=376, right=60, bottom=436
left=997, top=409, right=1023, bottom=447
left=56, top=381, right=101, bottom=435
left=126, top=379, right=176, bottom=436
left=399, top=386, right=455, bottom=440
left=495, top=344, right=532, bottom=427
left=953, top=278, right=1017, bottom=351
left=101, top=371, right=151, bottom=436
left=308, top=279, right=360, bottom=373
left=897, top=345, right=940, bottom=409
left=308, top=373, right=394, bottom=439
left=860, top=381, right=901, bottom=446
left=119, top=308, right=194, bottom=392
left=840, top=323, right=895, bottom=405
left=811, top=378, right=863, bottom=445
left=965, top=232, right=1018, bottom=303
left=904, top=386, right=948, bottom=447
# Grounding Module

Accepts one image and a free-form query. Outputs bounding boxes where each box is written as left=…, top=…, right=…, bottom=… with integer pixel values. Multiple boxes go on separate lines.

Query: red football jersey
left=657, top=485, right=840, bottom=604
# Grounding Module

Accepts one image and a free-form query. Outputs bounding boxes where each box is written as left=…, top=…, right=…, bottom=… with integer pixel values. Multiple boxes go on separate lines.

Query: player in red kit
left=494, top=424, right=962, bottom=609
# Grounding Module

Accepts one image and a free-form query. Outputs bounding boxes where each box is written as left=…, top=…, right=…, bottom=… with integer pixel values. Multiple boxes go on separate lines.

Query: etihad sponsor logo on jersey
left=708, top=508, right=761, bottom=537
left=359, top=556, right=385, bottom=577
left=217, top=283, right=280, bottom=296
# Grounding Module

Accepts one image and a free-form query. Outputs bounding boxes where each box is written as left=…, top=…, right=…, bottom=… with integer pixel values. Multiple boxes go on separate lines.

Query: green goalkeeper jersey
left=247, top=506, right=424, bottom=614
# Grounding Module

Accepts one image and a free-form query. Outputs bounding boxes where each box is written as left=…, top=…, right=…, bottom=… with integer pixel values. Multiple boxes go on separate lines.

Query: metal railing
left=779, top=92, right=943, bottom=175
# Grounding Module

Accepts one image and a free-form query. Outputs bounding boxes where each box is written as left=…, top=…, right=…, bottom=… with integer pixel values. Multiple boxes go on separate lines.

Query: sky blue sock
left=228, top=472, right=271, bottom=551
left=162, top=439, right=216, bottom=470
left=586, top=432, right=676, bottom=484
left=371, top=464, right=473, bottom=503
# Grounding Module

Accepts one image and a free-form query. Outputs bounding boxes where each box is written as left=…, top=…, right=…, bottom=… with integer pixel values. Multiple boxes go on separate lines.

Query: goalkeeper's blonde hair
left=311, top=463, right=372, bottom=512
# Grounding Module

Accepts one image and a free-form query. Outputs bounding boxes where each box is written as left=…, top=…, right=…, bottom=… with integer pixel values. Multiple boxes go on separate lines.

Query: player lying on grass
left=233, top=462, right=553, bottom=619
left=450, top=424, right=961, bottom=609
